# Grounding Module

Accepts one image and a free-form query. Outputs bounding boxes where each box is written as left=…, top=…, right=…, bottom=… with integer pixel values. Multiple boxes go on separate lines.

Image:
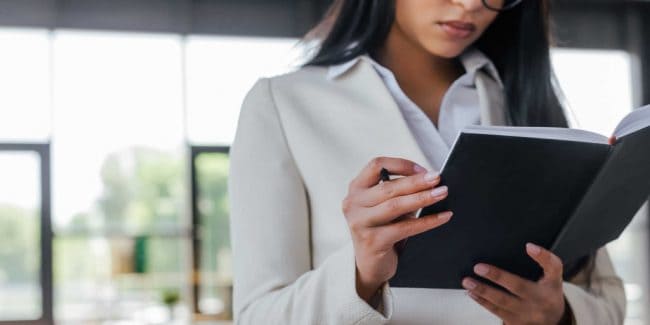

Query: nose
left=450, top=0, right=485, bottom=12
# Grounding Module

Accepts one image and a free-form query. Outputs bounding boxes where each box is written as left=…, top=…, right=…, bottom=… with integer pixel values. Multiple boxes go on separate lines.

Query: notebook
left=389, top=105, right=650, bottom=289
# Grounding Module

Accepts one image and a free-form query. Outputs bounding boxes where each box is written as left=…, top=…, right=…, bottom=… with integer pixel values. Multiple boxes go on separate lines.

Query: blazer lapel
left=331, top=58, right=508, bottom=174
left=334, top=58, right=436, bottom=172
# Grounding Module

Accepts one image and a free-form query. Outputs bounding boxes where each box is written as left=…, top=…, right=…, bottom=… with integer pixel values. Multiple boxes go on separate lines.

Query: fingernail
left=414, top=164, right=426, bottom=173
left=430, top=185, right=448, bottom=197
left=424, top=171, right=439, bottom=182
left=462, top=278, right=477, bottom=290
left=526, top=243, right=541, bottom=256
left=438, top=211, right=453, bottom=221
left=474, top=264, right=489, bottom=276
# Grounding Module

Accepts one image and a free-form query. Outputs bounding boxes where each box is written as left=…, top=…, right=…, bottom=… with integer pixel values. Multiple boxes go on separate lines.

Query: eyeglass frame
left=482, top=0, right=523, bottom=12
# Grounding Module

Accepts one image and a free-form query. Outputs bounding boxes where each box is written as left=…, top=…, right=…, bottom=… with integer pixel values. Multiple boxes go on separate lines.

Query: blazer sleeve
left=563, top=246, right=626, bottom=324
left=228, top=77, right=394, bottom=325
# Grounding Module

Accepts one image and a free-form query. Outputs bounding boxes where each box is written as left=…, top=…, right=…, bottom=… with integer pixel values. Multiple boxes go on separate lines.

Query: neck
left=373, top=25, right=464, bottom=126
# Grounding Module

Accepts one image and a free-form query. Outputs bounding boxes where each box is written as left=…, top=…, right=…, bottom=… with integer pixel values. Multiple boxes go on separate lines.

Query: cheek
left=476, top=13, right=499, bottom=34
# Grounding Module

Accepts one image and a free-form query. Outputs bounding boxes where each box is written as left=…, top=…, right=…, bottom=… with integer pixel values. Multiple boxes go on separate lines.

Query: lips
left=437, top=20, right=476, bottom=39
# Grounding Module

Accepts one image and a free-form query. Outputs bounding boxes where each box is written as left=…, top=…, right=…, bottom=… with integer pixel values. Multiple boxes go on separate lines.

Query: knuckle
left=347, top=179, right=357, bottom=193
left=488, top=268, right=500, bottom=281
left=399, top=219, right=417, bottom=235
left=387, top=196, right=402, bottom=213
left=400, top=222, right=418, bottom=237
left=494, top=294, right=508, bottom=307
left=484, top=302, right=497, bottom=312
left=347, top=219, right=363, bottom=233
left=412, top=173, right=425, bottom=186
left=511, top=281, right=525, bottom=295
left=341, top=196, right=354, bottom=216
left=369, top=157, right=384, bottom=170
left=357, top=229, right=378, bottom=247
left=416, top=191, right=430, bottom=203
left=552, top=255, right=563, bottom=269
left=377, top=181, right=396, bottom=197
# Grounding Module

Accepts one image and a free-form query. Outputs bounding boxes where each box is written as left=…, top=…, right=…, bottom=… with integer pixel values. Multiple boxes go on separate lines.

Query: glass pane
left=0, top=151, right=42, bottom=320
left=195, top=152, right=232, bottom=317
left=551, top=48, right=646, bottom=324
left=185, top=36, right=299, bottom=145
left=0, top=28, right=51, bottom=142
left=50, top=30, right=190, bottom=323
left=51, top=30, right=187, bottom=234
left=552, top=49, right=634, bottom=134
left=54, top=237, right=190, bottom=323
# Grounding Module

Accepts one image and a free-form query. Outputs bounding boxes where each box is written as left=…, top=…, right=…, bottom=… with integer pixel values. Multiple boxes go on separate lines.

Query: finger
left=472, top=263, right=535, bottom=298
left=608, top=136, right=616, bottom=145
left=526, top=243, right=563, bottom=284
left=467, top=290, right=516, bottom=322
left=356, top=170, right=441, bottom=207
left=380, top=211, right=453, bottom=244
left=462, top=277, right=522, bottom=313
left=363, top=185, right=448, bottom=225
left=350, top=157, right=427, bottom=190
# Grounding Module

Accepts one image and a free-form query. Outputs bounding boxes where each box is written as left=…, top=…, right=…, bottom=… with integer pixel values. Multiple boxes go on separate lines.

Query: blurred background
left=0, top=0, right=649, bottom=324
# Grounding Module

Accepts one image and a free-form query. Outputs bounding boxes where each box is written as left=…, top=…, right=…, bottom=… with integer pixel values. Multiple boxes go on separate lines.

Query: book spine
left=549, top=144, right=614, bottom=254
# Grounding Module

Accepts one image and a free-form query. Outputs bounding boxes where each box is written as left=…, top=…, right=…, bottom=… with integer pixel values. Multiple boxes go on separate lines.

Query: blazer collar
left=326, top=46, right=504, bottom=89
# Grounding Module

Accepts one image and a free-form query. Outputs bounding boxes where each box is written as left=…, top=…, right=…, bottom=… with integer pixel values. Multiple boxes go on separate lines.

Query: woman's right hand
left=342, top=157, right=453, bottom=303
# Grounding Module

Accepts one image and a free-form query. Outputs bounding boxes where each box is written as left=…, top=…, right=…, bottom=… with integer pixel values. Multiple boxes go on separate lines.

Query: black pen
left=380, top=167, right=391, bottom=183
left=380, top=167, right=409, bottom=253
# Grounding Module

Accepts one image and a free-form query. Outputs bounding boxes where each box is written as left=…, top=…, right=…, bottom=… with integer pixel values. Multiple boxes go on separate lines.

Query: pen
left=380, top=167, right=391, bottom=183
left=380, top=167, right=408, bottom=253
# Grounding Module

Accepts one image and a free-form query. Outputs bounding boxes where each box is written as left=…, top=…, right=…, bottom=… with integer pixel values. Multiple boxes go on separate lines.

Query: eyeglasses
left=482, top=0, right=523, bottom=11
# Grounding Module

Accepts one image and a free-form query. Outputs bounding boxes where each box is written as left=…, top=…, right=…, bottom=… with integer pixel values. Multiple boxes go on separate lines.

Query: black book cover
left=389, top=126, right=650, bottom=289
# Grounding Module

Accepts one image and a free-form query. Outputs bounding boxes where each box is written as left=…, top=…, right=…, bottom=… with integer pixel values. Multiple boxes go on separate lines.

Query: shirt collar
left=326, top=46, right=504, bottom=88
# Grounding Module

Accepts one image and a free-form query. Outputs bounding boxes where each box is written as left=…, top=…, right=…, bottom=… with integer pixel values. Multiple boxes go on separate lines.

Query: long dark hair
left=302, top=0, right=594, bottom=282
left=303, top=0, right=568, bottom=128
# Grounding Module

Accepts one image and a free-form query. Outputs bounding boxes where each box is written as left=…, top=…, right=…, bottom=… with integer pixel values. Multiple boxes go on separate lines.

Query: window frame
left=0, top=143, right=53, bottom=325
left=189, top=145, right=231, bottom=320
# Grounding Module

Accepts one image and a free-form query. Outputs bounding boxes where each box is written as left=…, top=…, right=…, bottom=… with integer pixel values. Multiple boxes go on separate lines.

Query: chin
left=425, top=43, right=469, bottom=59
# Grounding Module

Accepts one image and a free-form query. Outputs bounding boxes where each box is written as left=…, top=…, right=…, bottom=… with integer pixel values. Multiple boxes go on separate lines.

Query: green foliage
left=161, top=288, right=180, bottom=306
left=97, top=146, right=185, bottom=234
left=0, top=204, right=39, bottom=283
left=195, top=153, right=231, bottom=274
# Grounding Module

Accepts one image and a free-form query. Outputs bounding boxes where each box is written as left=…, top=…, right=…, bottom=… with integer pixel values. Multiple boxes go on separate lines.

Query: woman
left=228, top=0, right=626, bottom=324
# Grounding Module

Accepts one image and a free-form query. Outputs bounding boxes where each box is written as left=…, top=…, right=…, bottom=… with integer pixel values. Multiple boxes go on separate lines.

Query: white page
left=461, top=125, right=608, bottom=144
left=612, top=105, right=650, bottom=138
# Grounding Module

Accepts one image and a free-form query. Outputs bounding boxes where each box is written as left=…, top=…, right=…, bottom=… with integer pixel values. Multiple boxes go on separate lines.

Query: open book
left=390, top=105, right=650, bottom=289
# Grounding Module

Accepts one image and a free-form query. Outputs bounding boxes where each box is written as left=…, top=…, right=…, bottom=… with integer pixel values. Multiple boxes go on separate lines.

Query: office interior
left=0, top=0, right=649, bottom=324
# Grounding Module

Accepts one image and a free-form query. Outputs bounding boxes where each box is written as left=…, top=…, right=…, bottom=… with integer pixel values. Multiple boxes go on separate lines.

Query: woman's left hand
left=461, top=242, right=571, bottom=325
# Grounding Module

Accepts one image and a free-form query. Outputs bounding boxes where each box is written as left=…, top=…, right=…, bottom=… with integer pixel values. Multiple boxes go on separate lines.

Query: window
left=4, top=26, right=643, bottom=324
left=0, top=27, right=298, bottom=324
left=191, top=147, right=231, bottom=318
left=0, top=145, right=52, bottom=323
left=0, top=29, right=51, bottom=142
left=51, top=30, right=189, bottom=323
left=185, top=35, right=300, bottom=145
left=0, top=28, right=53, bottom=324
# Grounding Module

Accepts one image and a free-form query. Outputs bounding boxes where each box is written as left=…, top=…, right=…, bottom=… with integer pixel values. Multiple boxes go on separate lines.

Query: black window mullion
left=0, top=143, right=52, bottom=325
left=189, top=145, right=230, bottom=319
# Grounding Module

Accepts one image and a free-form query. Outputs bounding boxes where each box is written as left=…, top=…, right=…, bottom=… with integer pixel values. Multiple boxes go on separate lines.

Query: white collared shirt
left=327, top=47, right=503, bottom=172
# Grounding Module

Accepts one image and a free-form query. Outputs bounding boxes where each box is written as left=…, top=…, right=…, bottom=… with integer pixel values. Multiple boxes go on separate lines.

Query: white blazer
left=228, top=57, right=626, bottom=324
